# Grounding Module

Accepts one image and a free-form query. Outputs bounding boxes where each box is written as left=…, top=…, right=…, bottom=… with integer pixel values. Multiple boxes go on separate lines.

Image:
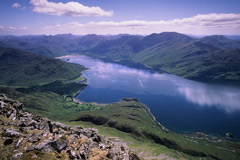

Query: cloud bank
left=29, top=0, right=113, bottom=17
left=1, top=13, right=240, bottom=35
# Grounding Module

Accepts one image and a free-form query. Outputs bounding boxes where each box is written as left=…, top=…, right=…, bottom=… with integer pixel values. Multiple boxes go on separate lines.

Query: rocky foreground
left=0, top=94, right=139, bottom=160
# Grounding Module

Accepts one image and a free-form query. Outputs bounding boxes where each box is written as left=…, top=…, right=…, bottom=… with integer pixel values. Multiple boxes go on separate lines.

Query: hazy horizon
left=1, top=32, right=240, bottom=37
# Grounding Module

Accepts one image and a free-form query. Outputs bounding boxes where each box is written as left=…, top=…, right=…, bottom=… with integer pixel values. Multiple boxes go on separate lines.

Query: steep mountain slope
left=139, top=32, right=194, bottom=49
left=84, top=32, right=194, bottom=61
left=0, top=47, right=85, bottom=86
left=85, top=35, right=143, bottom=60
left=196, top=35, right=240, bottom=49
left=134, top=35, right=240, bottom=81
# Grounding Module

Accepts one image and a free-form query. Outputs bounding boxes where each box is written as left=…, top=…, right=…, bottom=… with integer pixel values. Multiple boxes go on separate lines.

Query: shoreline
left=60, top=54, right=240, bottom=87
left=71, top=75, right=108, bottom=107
left=71, top=76, right=226, bottom=142
left=65, top=56, right=235, bottom=143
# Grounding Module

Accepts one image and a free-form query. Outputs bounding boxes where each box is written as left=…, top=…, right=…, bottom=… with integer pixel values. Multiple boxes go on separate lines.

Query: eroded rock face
left=0, top=94, right=139, bottom=160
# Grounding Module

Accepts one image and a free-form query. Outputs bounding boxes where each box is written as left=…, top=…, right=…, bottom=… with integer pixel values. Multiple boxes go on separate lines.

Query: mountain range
left=0, top=32, right=240, bottom=82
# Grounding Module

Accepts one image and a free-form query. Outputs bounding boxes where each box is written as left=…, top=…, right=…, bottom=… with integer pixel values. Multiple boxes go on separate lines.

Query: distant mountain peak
left=141, top=32, right=193, bottom=46
left=202, top=35, right=229, bottom=40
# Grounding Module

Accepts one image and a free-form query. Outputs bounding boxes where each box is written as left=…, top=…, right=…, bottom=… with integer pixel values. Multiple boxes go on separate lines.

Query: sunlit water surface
left=60, top=55, right=240, bottom=138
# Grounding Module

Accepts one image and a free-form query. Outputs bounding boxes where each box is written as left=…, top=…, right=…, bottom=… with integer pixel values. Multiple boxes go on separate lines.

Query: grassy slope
left=61, top=102, right=240, bottom=160
left=84, top=32, right=193, bottom=61
left=1, top=86, right=240, bottom=160
left=134, top=41, right=240, bottom=81
left=0, top=47, right=85, bottom=86
left=84, top=35, right=143, bottom=60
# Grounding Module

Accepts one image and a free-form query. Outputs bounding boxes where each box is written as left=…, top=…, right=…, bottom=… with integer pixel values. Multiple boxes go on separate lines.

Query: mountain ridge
left=1, top=32, right=240, bottom=82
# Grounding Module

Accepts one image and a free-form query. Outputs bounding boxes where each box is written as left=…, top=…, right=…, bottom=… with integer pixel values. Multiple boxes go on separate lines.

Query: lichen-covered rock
left=15, top=138, right=24, bottom=149
left=50, top=137, right=68, bottom=153
left=11, top=153, right=23, bottom=159
left=34, top=139, right=52, bottom=152
left=3, top=128, right=24, bottom=138
left=0, top=94, right=139, bottom=159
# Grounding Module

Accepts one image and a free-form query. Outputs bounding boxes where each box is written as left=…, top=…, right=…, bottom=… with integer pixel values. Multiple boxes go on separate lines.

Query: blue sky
left=0, top=0, right=240, bottom=35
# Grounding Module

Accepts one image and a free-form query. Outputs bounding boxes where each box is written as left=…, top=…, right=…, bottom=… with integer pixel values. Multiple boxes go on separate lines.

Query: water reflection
left=60, top=55, right=240, bottom=113
left=178, top=84, right=240, bottom=113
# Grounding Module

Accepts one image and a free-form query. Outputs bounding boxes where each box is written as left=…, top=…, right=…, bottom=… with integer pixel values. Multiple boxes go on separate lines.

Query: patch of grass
left=73, top=76, right=83, bottom=81
left=16, top=80, right=87, bottom=96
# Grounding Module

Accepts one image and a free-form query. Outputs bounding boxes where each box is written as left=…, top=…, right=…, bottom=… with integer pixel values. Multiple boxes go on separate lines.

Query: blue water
left=60, top=55, right=240, bottom=138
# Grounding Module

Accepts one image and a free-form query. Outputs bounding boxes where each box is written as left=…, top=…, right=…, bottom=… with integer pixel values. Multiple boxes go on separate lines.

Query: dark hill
left=0, top=47, right=85, bottom=86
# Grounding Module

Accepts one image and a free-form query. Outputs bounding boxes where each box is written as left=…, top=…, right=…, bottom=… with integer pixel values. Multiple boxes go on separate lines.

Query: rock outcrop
left=0, top=94, right=139, bottom=160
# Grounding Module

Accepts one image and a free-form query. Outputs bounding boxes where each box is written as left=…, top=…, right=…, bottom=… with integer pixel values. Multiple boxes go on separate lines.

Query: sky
left=0, top=0, right=240, bottom=35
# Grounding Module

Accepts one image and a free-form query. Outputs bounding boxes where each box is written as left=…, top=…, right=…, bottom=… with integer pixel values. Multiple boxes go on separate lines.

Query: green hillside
left=134, top=36, right=240, bottom=82
left=85, top=35, right=143, bottom=60
left=84, top=32, right=194, bottom=61
left=0, top=47, right=85, bottom=86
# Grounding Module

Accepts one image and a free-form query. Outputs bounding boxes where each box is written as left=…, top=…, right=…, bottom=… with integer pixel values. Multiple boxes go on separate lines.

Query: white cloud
left=36, top=13, right=240, bottom=35
left=0, top=26, right=4, bottom=29
left=1, top=13, right=240, bottom=35
left=20, top=27, right=28, bottom=30
left=12, top=3, right=21, bottom=8
left=29, top=0, right=113, bottom=17
left=9, top=26, right=17, bottom=30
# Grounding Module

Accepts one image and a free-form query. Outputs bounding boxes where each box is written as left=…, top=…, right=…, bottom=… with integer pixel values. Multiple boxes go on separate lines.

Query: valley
left=1, top=0, right=240, bottom=159
left=0, top=33, right=240, bottom=159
